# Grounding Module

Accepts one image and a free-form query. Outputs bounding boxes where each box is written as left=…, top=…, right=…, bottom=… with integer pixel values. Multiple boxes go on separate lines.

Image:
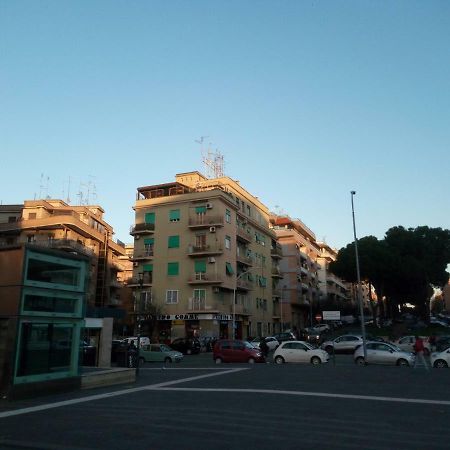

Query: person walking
left=259, top=337, right=269, bottom=361
left=413, top=335, right=430, bottom=371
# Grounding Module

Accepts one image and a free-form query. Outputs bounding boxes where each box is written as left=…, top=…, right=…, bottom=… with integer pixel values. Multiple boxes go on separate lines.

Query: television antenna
left=196, top=136, right=225, bottom=179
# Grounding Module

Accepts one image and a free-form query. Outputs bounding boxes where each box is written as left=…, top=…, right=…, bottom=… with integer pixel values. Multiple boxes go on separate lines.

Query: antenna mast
left=197, top=136, right=225, bottom=179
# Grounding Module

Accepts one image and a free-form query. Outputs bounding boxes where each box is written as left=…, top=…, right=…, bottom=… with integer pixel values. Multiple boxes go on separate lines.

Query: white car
left=251, top=336, right=279, bottom=351
left=354, top=341, right=415, bottom=366
left=394, top=336, right=431, bottom=356
left=431, top=347, right=450, bottom=368
left=273, top=341, right=329, bottom=365
left=309, top=324, right=330, bottom=334
left=321, top=335, right=363, bottom=354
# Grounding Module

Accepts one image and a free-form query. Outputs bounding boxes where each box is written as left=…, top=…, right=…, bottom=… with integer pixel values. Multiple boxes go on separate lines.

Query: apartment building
left=130, top=171, right=281, bottom=341
left=0, top=200, right=129, bottom=363
left=269, top=214, right=322, bottom=330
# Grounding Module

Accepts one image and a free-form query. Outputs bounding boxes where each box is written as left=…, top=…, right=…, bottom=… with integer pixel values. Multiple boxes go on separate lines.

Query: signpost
left=315, top=313, right=322, bottom=323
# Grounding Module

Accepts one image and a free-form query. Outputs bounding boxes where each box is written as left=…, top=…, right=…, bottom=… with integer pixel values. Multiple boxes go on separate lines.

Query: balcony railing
left=132, top=249, right=154, bottom=260
left=188, top=273, right=224, bottom=284
left=130, top=223, right=155, bottom=235
left=188, top=215, right=224, bottom=228
left=187, top=244, right=223, bottom=256
left=236, top=278, right=253, bottom=290
left=236, top=227, right=252, bottom=242
left=236, top=253, right=253, bottom=266
left=127, top=273, right=153, bottom=287
left=270, top=246, right=283, bottom=259
left=28, top=239, right=96, bottom=258
left=271, top=267, right=283, bottom=278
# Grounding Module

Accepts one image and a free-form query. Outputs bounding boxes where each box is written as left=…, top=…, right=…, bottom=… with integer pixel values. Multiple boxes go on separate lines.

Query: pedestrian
left=428, top=335, right=436, bottom=352
left=259, top=337, right=269, bottom=360
left=413, top=335, right=429, bottom=371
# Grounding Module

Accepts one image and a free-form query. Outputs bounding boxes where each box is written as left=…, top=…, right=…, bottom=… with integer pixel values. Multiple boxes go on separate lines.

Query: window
left=144, top=238, right=154, bottom=256
left=22, top=291, right=80, bottom=315
left=169, top=209, right=180, bottom=222
left=246, top=205, right=251, bottom=217
left=193, top=289, right=206, bottom=303
left=168, top=235, right=180, bottom=248
left=28, top=213, right=37, bottom=220
left=167, top=262, right=179, bottom=276
left=195, top=260, right=207, bottom=273
left=8, top=216, right=17, bottom=223
left=258, top=276, right=267, bottom=288
left=27, top=235, right=35, bottom=243
left=225, top=235, right=231, bottom=250
left=225, top=209, right=231, bottom=223
left=166, top=290, right=178, bottom=304
left=144, top=212, right=155, bottom=224
left=195, top=206, right=207, bottom=214
left=143, top=264, right=153, bottom=272
left=225, top=262, right=234, bottom=276
left=195, top=234, right=206, bottom=248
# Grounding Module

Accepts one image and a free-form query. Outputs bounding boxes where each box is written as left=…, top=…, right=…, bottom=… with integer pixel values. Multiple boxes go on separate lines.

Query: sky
left=1, top=0, right=449, bottom=250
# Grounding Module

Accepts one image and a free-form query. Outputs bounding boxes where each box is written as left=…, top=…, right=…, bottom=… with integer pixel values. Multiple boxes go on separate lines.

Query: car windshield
left=304, top=342, right=314, bottom=350
left=389, top=344, right=402, bottom=352
left=244, top=341, right=255, bottom=349
left=160, top=344, right=172, bottom=352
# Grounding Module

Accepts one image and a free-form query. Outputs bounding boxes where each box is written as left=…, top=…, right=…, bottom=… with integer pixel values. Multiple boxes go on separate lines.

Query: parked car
left=250, top=336, right=279, bottom=351
left=170, top=337, right=201, bottom=355
left=213, top=339, right=265, bottom=364
left=435, top=336, right=450, bottom=352
left=305, top=329, right=322, bottom=345
left=431, top=347, right=450, bottom=368
left=308, top=324, right=330, bottom=334
left=393, top=336, right=431, bottom=356
left=273, top=341, right=329, bottom=365
left=273, top=331, right=296, bottom=343
left=139, top=343, right=183, bottom=364
left=122, top=336, right=151, bottom=348
left=353, top=341, right=415, bottom=366
left=321, top=335, right=363, bottom=354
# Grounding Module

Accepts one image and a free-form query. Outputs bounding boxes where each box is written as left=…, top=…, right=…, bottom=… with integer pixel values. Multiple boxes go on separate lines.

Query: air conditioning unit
left=206, top=203, right=213, bottom=209
left=209, top=226, right=216, bottom=233
left=208, top=257, right=216, bottom=264
left=135, top=235, right=140, bottom=239
left=213, top=287, right=220, bottom=294
left=133, top=262, right=139, bottom=267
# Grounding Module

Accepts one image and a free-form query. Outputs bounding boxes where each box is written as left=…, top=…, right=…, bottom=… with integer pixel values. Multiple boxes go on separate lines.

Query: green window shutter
left=143, top=264, right=153, bottom=272
left=195, top=260, right=207, bottom=273
left=225, top=262, right=234, bottom=275
left=144, top=238, right=154, bottom=245
left=168, top=235, right=180, bottom=248
left=195, top=206, right=207, bottom=214
left=145, top=212, right=155, bottom=224
left=259, top=276, right=267, bottom=287
left=247, top=273, right=254, bottom=281
left=168, top=262, right=179, bottom=276
left=169, top=209, right=180, bottom=221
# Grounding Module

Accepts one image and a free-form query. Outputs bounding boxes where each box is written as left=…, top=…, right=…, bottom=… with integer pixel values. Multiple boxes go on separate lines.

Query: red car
left=213, top=339, right=265, bottom=364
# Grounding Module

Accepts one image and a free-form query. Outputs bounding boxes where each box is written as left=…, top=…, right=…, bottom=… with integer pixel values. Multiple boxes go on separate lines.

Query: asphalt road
left=0, top=353, right=449, bottom=450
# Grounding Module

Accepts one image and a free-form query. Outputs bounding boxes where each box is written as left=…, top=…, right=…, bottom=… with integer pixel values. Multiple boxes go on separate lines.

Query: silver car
left=321, top=334, right=363, bottom=354
left=431, top=347, right=450, bottom=368
left=354, top=341, right=415, bottom=366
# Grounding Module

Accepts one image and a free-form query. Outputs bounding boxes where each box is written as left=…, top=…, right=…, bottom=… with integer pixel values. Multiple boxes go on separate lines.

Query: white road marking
left=141, top=367, right=236, bottom=370
left=151, top=387, right=450, bottom=406
left=0, top=368, right=247, bottom=419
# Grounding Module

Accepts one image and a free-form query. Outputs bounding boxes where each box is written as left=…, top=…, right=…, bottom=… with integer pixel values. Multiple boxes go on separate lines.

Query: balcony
left=187, top=244, right=223, bottom=256
left=271, top=267, right=283, bottom=279
left=187, top=298, right=219, bottom=312
left=130, top=223, right=155, bottom=235
left=236, top=278, right=253, bottom=291
left=231, top=304, right=251, bottom=316
left=109, top=279, right=123, bottom=289
left=272, top=289, right=281, bottom=298
left=236, top=227, right=252, bottom=243
left=236, top=253, right=253, bottom=266
left=28, top=239, right=96, bottom=258
left=188, top=215, right=224, bottom=229
left=132, top=249, right=154, bottom=261
left=270, top=246, right=283, bottom=259
left=188, top=273, right=224, bottom=285
left=127, top=273, right=153, bottom=287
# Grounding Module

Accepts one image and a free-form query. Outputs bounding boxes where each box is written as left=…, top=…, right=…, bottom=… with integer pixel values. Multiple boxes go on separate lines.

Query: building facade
left=130, top=171, right=281, bottom=341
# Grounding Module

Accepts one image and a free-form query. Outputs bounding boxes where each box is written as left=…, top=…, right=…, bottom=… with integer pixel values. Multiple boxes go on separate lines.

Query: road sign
left=315, top=313, right=322, bottom=322
left=323, top=310, right=341, bottom=321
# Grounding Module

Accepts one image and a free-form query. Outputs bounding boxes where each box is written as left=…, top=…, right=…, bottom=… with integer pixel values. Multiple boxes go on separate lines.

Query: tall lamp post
left=135, top=272, right=143, bottom=376
left=233, top=268, right=261, bottom=339
left=351, top=191, right=367, bottom=361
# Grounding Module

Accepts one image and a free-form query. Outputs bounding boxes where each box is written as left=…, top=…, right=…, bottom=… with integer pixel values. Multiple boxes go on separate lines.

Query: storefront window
left=17, top=323, right=75, bottom=377
left=23, top=292, right=79, bottom=315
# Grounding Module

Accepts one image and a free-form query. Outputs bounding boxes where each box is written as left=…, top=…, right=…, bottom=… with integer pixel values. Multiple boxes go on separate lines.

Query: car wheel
left=325, top=346, right=333, bottom=354
left=215, top=357, right=223, bottom=364
left=275, top=356, right=285, bottom=364
left=248, top=357, right=256, bottom=364
left=164, top=357, right=172, bottom=364
left=434, top=359, right=448, bottom=368
left=355, top=357, right=366, bottom=365
left=311, top=356, right=321, bottom=365
left=397, top=358, right=409, bottom=366
left=186, top=349, right=192, bottom=355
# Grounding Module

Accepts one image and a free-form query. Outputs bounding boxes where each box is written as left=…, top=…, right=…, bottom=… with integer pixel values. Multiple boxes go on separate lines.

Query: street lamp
left=233, top=267, right=262, bottom=339
left=135, top=272, right=143, bottom=376
left=351, top=191, right=367, bottom=361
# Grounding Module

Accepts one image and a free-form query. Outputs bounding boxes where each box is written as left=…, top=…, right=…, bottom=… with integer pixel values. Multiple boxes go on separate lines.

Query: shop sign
left=157, top=313, right=233, bottom=321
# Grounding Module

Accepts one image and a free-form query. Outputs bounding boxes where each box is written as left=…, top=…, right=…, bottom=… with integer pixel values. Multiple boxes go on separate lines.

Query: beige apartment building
left=130, top=171, right=282, bottom=341
left=269, top=215, right=322, bottom=330
left=0, top=200, right=130, bottom=361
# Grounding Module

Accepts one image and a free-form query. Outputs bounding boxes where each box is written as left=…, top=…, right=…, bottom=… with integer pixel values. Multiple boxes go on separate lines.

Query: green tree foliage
left=330, top=226, right=450, bottom=318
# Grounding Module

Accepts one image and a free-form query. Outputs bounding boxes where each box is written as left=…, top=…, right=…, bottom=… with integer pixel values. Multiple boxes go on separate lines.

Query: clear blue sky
left=1, top=1, right=449, bottom=249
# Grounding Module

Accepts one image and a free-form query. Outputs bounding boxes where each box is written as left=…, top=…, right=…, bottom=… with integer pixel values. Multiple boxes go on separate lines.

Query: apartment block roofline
left=270, top=214, right=316, bottom=242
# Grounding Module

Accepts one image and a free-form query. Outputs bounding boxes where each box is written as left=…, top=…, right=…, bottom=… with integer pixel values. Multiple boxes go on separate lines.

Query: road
left=0, top=353, right=449, bottom=450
